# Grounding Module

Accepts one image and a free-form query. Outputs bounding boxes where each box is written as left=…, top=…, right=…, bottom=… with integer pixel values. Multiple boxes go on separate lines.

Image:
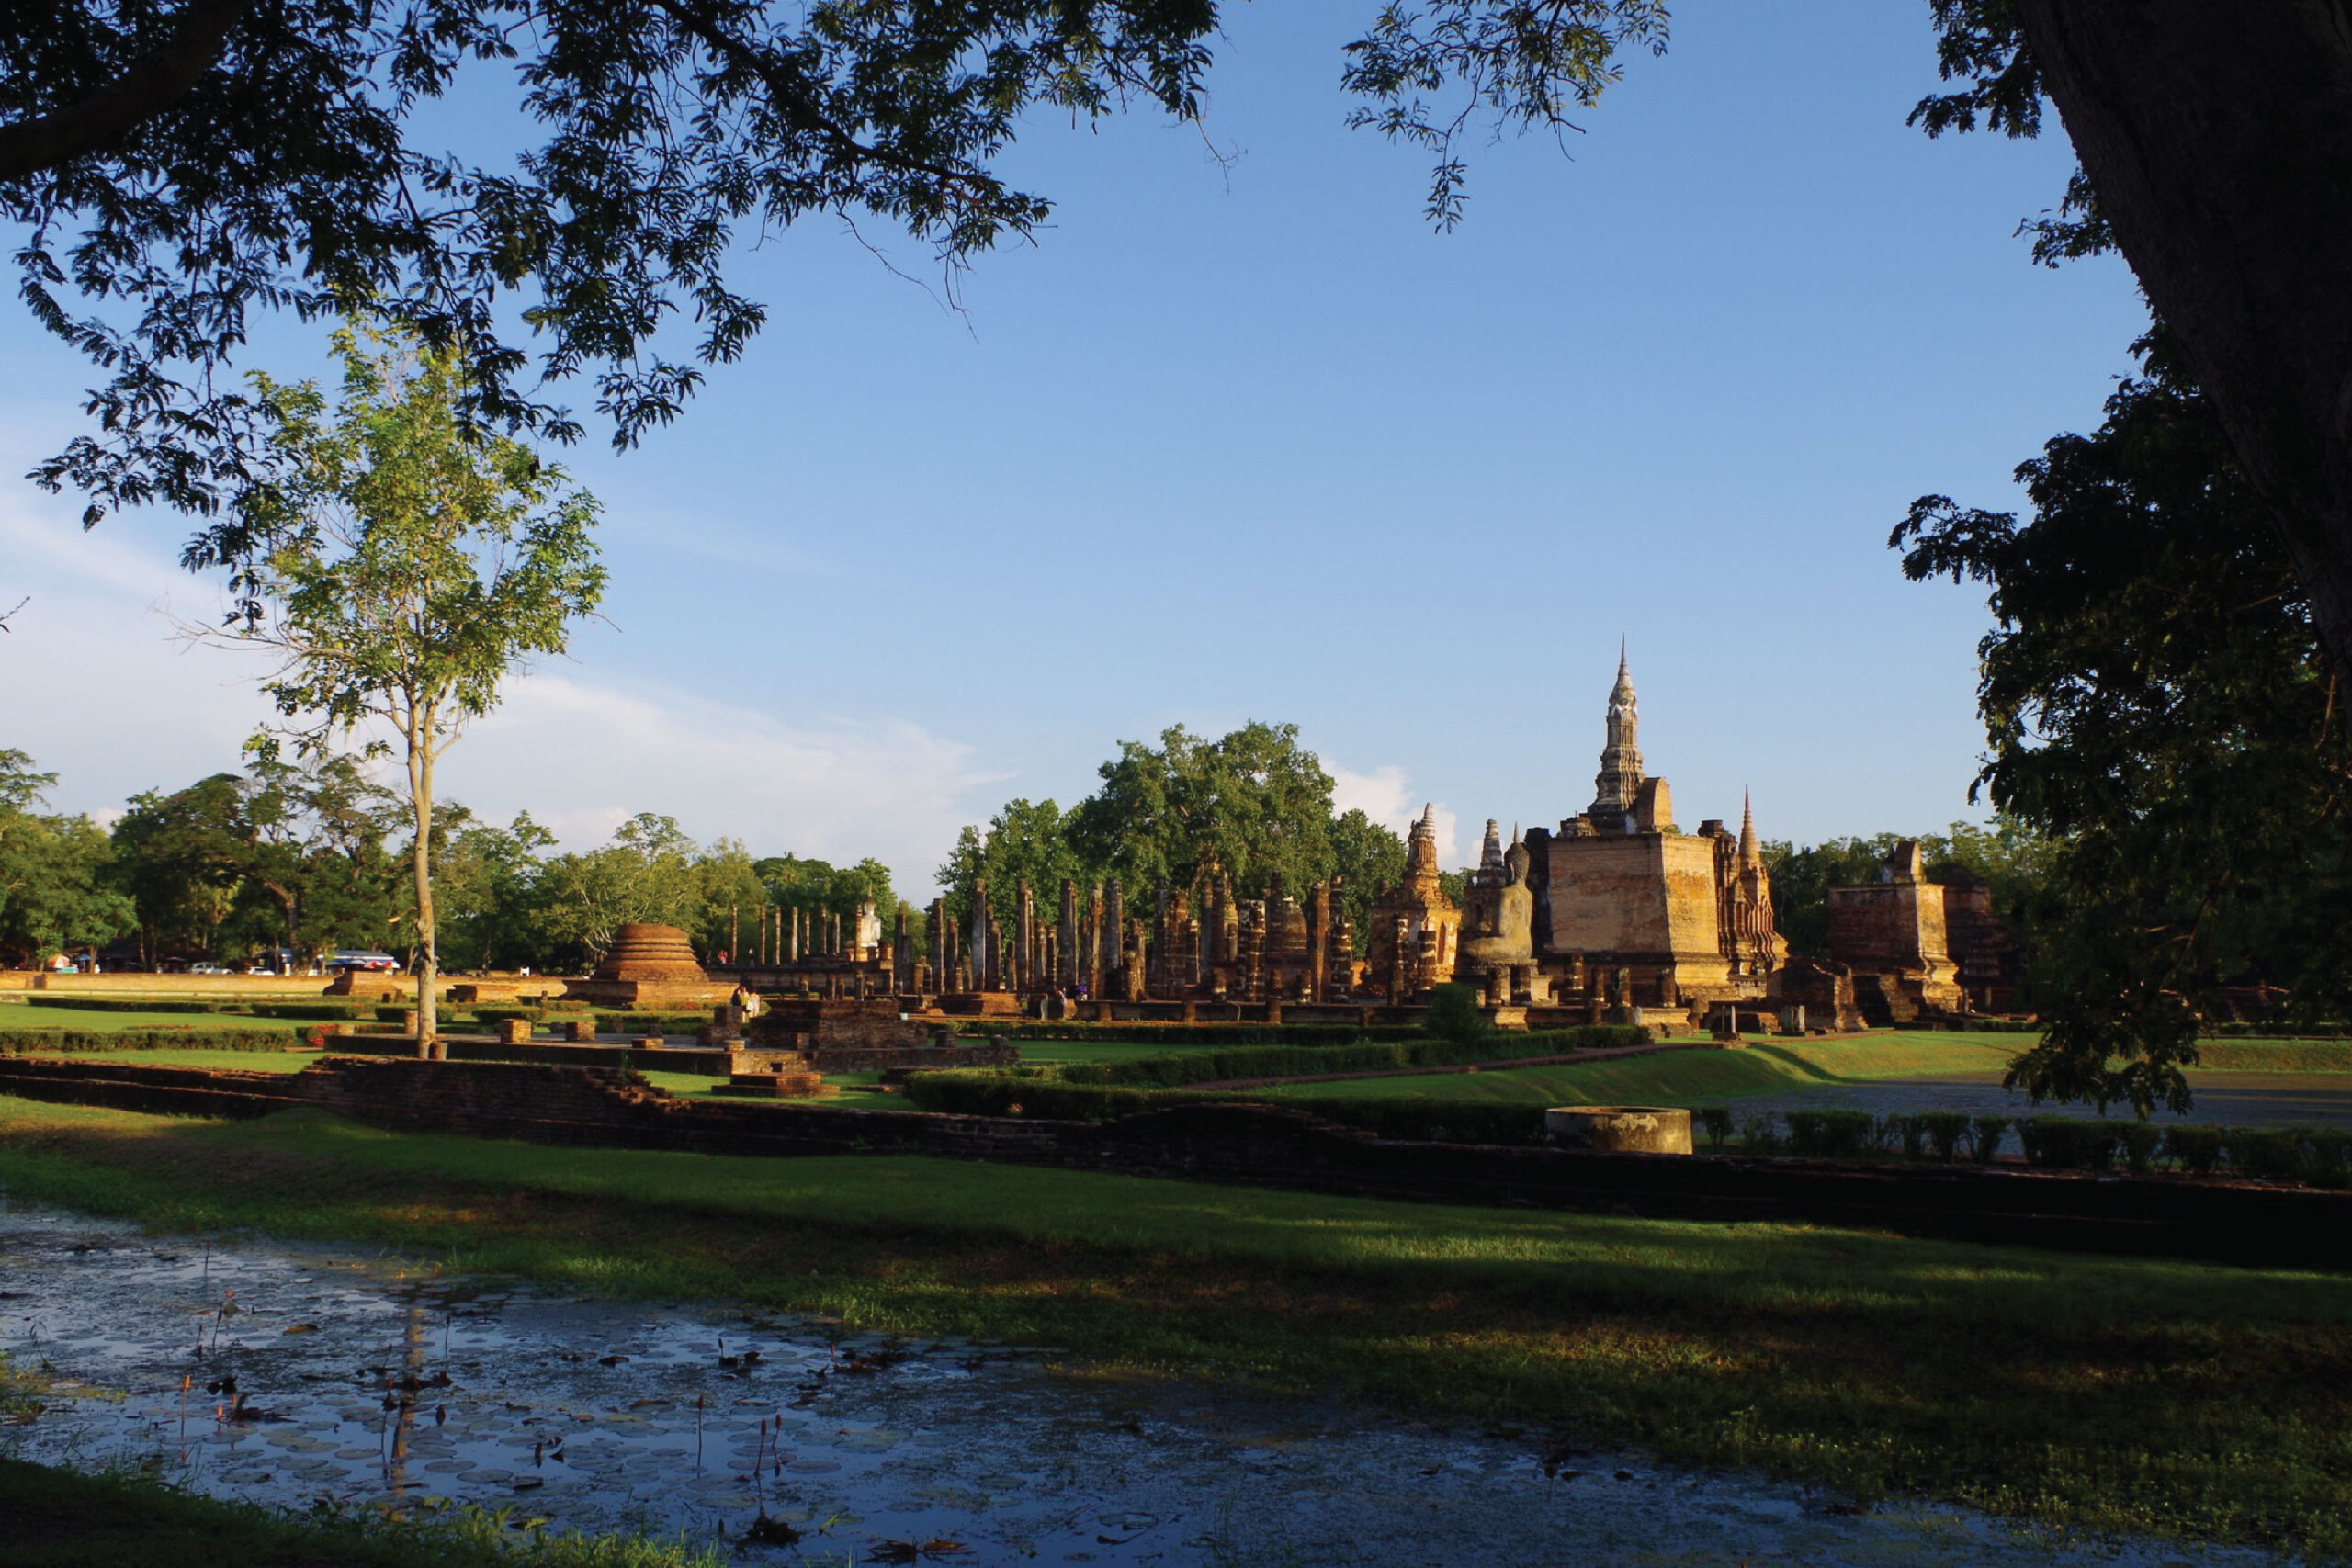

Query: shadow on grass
left=2, top=1097, right=2349, bottom=1558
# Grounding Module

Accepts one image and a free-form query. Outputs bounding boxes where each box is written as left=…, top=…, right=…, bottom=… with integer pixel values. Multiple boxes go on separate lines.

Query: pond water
left=0, top=1201, right=2286, bottom=1567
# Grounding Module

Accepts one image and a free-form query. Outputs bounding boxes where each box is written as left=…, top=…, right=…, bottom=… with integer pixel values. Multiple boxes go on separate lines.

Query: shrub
left=1968, top=1115, right=2010, bottom=1163
left=1697, top=1107, right=1734, bottom=1152
left=2019, top=1116, right=2118, bottom=1171
left=2224, top=1126, right=2307, bottom=1183
left=0, top=1028, right=309, bottom=1054
left=25, top=996, right=243, bottom=1014
left=1916, top=1111, right=1970, bottom=1162
left=1738, top=1111, right=1783, bottom=1155
left=1423, top=983, right=1491, bottom=1045
left=2304, top=1128, right=2351, bottom=1188
left=2116, top=1121, right=2162, bottom=1175
left=1784, top=1110, right=1875, bottom=1160
left=2165, top=1122, right=2224, bottom=1177
left=250, top=1002, right=373, bottom=1021
left=1885, top=1114, right=1924, bottom=1158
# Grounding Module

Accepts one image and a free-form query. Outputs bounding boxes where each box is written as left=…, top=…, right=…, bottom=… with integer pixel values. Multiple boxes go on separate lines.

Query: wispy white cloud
left=1329, top=761, right=1459, bottom=868
left=0, top=479, right=1004, bottom=898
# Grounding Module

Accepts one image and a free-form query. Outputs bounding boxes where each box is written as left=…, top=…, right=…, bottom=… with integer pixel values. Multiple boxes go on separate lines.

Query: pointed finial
left=1738, top=788, right=1759, bottom=867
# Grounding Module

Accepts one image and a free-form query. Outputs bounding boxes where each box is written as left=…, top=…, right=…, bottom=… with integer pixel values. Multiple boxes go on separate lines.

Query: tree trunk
left=409, top=731, right=437, bottom=1057
left=2012, top=2, right=2352, bottom=713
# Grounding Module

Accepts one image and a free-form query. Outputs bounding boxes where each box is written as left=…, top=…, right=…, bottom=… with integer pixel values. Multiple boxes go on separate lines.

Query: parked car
left=188, top=962, right=228, bottom=975
left=324, top=950, right=401, bottom=974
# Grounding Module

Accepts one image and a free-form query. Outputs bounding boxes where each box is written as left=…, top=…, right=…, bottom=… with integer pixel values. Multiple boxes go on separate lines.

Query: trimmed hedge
left=592, top=1012, right=715, bottom=1035
left=1275, top=1095, right=1551, bottom=1145
left=249, top=1003, right=378, bottom=1021
left=1051, top=1025, right=1648, bottom=1089
left=894, top=1070, right=1560, bottom=1145
left=24, top=996, right=249, bottom=1015
left=961, top=1021, right=1430, bottom=1046
left=0, top=1027, right=310, bottom=1054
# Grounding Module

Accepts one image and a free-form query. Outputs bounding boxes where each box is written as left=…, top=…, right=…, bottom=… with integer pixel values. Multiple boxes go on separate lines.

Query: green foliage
left=964, top=1021, right=1430, bottom=1046
left=1064, top=721, right=1340, bottom=900
left=1422, top=981, right=1491, bottom=1044
left=1782, top=1110, right=1876, bottom=1161
left=11, top=0, right=1238, bottom=538
left=1917, top=1111, right=1971, bottom=1162
left=1896, top=331, right=2352, bottom=1113
left=224, top=321, right=604, bottom=1035
left=936, top=797, right=1087, bottom=931
left=1328, top=807, right=1407, bottom=956
left=1696, top=1106, right=1733, bottom=1151
left=0, top=749, right=135, bottom=965
left=2165, top=1123, right=2224, bottom=1178
left=25, top=997, right=243, bottom=1014
left=1961, top=1115, right=2006, bottom=1163
left=430, top=807, right=557, bottom=972
left=0, top=1028, right=307, bottom=1053
left=2018, top=1116, right=2120, bottom=1172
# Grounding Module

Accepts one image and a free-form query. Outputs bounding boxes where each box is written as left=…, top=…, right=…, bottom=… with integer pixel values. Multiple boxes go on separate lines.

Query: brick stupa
left=563, top=922, right=731, bottom=1009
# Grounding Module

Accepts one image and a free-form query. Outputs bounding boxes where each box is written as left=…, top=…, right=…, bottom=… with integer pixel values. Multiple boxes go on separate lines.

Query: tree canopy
left=5, top=0, right=1670, bottom=564
left=220, top=319, right=604, bottom=1039
left=1895, top=331, right=2352, bottom=1113
left=0, top=749, right=134, bottom=965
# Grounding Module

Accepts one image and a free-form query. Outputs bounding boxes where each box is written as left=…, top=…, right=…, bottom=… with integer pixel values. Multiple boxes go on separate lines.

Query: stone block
left=496, top=1018, right=533, bottom=1045
left=1543, top=1105, right=1692, bottom=1155
left=560, top=1019, right=598, bottom=1043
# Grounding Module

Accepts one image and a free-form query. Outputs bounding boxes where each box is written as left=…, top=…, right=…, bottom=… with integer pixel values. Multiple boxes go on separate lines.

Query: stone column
left=1242, top=901, right=1267, bottom=1001
left=1329, top=912, right=1353, bottom=1000
left=1105, top=878, right=1125, bottom=998
left=1015, top=879, right=1035, bottom=993
left=928, top=899, right=945, bottom=991
left=1085, top=882, right=1103, bottom=998
left=1306, top=881, right=1330, bottom=1002
left=1057, top=879, right=1078, bottom=989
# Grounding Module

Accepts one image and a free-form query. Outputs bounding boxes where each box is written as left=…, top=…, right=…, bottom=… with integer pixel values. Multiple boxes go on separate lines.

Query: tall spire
left=1588, top=640, right=1645, bottom=824
left=1478, top=818, right=1504, bottom=872
left=1737, top=788, right=1759, bottom=868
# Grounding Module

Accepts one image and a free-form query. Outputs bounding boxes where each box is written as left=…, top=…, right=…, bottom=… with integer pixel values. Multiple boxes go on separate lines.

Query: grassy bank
left=1259, top=1032, right=2352, bottom=1107
left=0, top=1457, right=726, bottom=1567
left=0, top=1097, right=2347, bottom=1555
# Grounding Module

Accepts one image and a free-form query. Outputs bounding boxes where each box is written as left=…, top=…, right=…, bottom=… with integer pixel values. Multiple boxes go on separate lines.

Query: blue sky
left=0, top=1, right=2147, bottom=895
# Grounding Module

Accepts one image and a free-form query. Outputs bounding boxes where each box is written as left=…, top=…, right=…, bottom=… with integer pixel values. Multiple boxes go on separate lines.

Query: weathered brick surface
left=2, top=1055, right=2346, bottom=1269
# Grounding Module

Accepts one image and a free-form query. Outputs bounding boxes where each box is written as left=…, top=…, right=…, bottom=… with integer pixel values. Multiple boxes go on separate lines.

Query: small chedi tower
left=1519, top=649, right=1784, bottom=1018
left=565, top=922, right=731, bottom=1008
left=1364, top=805, right=1461, bottom=1000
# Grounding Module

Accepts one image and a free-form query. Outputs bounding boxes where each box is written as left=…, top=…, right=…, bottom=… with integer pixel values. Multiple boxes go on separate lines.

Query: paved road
left=1739, top=1071, right=2352, bottom=1130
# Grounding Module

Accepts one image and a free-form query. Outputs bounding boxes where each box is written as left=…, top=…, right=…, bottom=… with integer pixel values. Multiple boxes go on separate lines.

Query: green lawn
left=1259, top=1032, right=2352, bottom=1106
left=1259, top=1032, right=2022, bottom=1106
left=0, top=1094, right=2346, bottom=1555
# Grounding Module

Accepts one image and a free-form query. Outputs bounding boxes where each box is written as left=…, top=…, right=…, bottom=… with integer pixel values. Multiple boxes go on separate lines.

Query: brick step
left=713, top=1070, right=836, bottom=1099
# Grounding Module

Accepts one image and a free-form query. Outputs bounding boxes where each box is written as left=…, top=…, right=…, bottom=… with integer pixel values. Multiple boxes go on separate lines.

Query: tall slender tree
left=215, top=321, right=603, bottom=1049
